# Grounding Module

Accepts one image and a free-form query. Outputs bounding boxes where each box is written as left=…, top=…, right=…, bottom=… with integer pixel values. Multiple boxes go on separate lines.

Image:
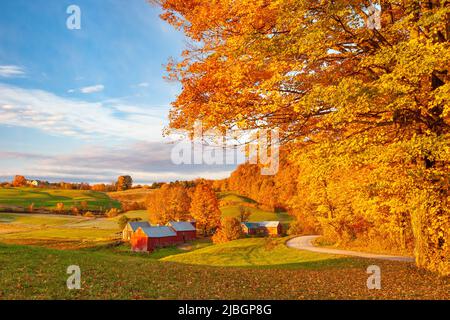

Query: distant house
left=131, top=226, right=178, bottom=252
left=27, top=180, right=40, bottom=187
left=122, top=221, right=150, bottom=241
left=167, top=221, right=197, bottom=242
left=241, top=221, right=282, bottom=236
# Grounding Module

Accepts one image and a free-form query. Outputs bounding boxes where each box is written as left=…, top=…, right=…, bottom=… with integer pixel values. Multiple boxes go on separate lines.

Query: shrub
left=106, top=208, right=120, bottom=218
left=71, top=206, right=80, bottom=216
left=84, top=211, right=95, bottom=218
left=56, top=202, right=65, bottom=212
left=121, top=201, right=144, bottom=212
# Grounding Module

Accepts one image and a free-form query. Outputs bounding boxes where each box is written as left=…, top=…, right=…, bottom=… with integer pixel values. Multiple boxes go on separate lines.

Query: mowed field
left=0, top=189, right=449, bottom=299
left=218, top=192, right=293, bottom=227
left=0, top=187, right=120, bottom=210
left=1, top=240, right=449, bottom=299
left=161, top=237, right=344, bottom=268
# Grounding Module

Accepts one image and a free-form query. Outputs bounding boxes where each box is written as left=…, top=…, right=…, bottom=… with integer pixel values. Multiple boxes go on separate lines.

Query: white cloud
left=0, top=65, right=26, bottom=78
left=137, top=82, right=149, bottom=87
left=80, top=84, right=104, bottom=94
left=0, top=141, right=237, bottom=183
left=0, top=83, right=166, bottom=142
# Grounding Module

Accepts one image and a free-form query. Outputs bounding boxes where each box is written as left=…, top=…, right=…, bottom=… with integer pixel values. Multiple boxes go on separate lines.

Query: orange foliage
left=190, top=182, right=221, bottom=235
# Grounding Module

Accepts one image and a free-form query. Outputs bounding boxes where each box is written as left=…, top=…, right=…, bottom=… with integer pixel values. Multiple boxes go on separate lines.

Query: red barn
left=167, top=221, right=197, bottom=242
left=122, top=221, right=150, bottom=241
left=131, top=226, right=179, bottom=252
left=241, top=221, right=282, bottom=236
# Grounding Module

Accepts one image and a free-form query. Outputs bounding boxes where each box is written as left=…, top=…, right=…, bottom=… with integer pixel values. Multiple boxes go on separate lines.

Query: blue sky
left=0, top=0, right=237, bottom=184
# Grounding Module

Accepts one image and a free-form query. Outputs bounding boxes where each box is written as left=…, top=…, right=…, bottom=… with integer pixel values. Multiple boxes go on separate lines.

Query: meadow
left=1, top=241, right=449, bottom=300
left=107, top=188, right=153, bottom=205
left=0, top=190, right=449, bottom=299
left=218, top=192, right=293, bottom=227
left=161, top=237, right=344, bottom=268
left=0, top=187, right=120, bottom=210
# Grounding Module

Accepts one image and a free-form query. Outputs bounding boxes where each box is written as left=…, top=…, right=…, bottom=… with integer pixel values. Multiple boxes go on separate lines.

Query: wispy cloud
left=80, top=84, right=105, bottom=94
left=0, top=65, right=26, bottom=78
left=0, top=83, right=166, bottom=141
left=0, top=141, right=237, bottom=183
left=137, top=82, right=149, bottom=87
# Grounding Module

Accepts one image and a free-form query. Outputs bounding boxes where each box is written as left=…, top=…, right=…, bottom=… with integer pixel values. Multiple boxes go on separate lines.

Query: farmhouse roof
left=167, top=221, right=196, bottom=232
left=128, top=221, right=150, bottom=232
left=242, top=221, right=281, bottom=229
left=140, top=226, right=177, bottom=238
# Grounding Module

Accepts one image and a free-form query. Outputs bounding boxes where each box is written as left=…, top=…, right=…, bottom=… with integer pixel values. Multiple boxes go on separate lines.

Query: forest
left=152, top=0, right=450, bottom=276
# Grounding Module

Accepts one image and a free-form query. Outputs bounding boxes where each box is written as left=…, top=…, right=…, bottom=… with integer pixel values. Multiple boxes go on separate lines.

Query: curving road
left=286, top=235, right=414, bottom=262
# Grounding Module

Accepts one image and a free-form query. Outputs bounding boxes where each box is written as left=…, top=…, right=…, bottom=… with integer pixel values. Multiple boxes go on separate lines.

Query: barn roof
left=128, top=221, right=150, bottom=232
left=167, top=221, right=196, bottom=232
left=242, top=221, right=280, bottom=229
left=140, top=226, right=177, bottom=238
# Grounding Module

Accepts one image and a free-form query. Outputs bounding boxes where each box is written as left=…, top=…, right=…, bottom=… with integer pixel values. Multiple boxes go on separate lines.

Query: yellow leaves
left=155, top=0, right=450, bottom=276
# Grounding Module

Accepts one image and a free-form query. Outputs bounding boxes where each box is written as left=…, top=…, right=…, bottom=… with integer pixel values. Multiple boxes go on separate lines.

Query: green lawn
left=0, top=212, right=121, bottom=248
left=113, top=210, right=148, bottom=221
left=219, top=192, right=293, bottom=229
left=0, top=213, right=78, bottom=226
left=0, top=187, right=120, bottom=210
left=218, top=192, right=257, bottom=204
left=220, top=205, right=293, bottom=223
left=161, top=237, right=342, bottom=268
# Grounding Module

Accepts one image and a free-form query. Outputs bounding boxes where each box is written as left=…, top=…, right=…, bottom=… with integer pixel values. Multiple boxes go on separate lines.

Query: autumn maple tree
left=153, top=0, right=449, bottom=275
left=12, top=175, right=27, bottom=187
left=146, top=183, right=192, bottom=224
left=212, top=217, right=244, bottom=244
left=190, top=182, right=221, bottom=235
left=116, top=175, right=133, bottom=191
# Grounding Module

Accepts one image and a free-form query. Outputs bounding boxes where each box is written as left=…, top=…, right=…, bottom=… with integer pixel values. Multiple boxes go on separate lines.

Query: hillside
left=0, top=187, right=120, bottom=210
left=161, top=237, right=339, bottom=268
left=218, top=192, right=293, bottom=228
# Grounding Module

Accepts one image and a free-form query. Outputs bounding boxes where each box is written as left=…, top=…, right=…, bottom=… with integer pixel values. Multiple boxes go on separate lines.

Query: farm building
left=27, top=180, right=41, bottom=187
left=131, top=226, right=178, bottom=252
left=167, top=221, right=197, bottom=242
left=122, top=221, right=150, bottom=241
left=241, top=221, right=282, bottom=236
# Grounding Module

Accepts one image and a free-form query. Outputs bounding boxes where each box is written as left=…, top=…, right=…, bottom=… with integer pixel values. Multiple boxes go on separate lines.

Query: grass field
left=0, top=212, right=121, bottom=249
left=107, top=188, right=153, bottom=204
left=0, top=187, right=120, bottom=210
left=1, top=241, right=449, bottom=299
left=1, top=191, right=449, bottom=299
left=0, top=209, right=449, bottom=299
left=218, top=192, right=293, bottom=227
left=161, top=237, right=343, bottom=268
